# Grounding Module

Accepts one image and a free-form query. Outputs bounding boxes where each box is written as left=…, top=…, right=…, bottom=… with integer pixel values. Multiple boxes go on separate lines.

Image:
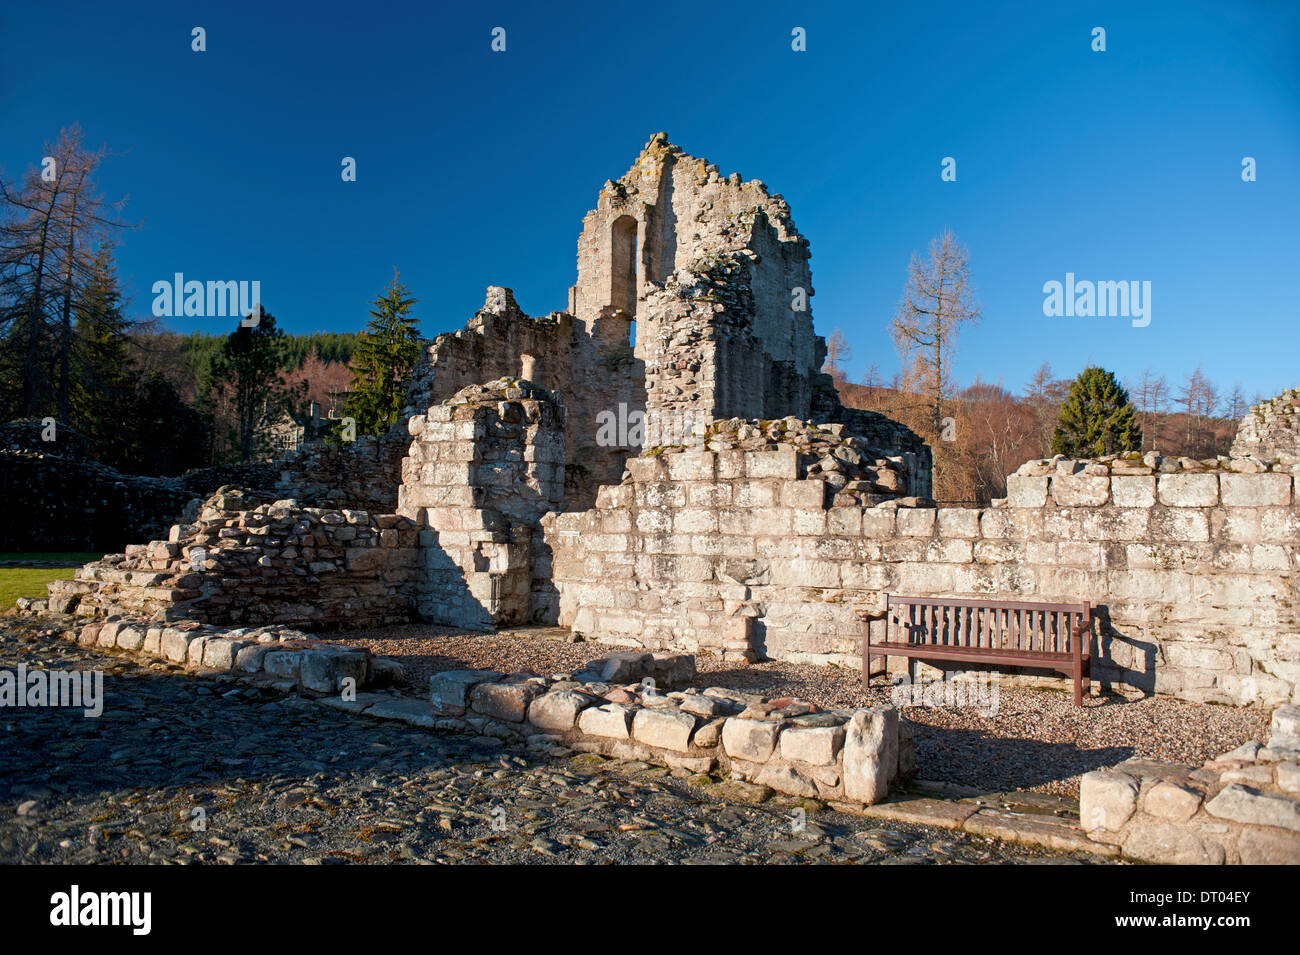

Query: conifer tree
left=341, top=270, right=422, bottom=438
left=1051, top=366, right=1143, bottom=457
left=70, top=244, right=134, bottom=465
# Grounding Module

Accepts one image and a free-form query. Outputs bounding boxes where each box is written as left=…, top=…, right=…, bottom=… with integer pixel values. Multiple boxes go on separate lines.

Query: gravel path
left=329, top=623, right=1270, bottom=797
left=0, top=623, right=1097, bottom=865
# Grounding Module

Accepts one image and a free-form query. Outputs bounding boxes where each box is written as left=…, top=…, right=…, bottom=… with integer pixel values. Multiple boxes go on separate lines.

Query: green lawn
left=0, top=552, right=102, bottom=563
left=0, top=566, right=81, bottom=609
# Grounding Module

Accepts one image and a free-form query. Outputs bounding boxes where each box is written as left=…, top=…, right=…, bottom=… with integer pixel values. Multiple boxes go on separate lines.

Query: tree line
left=1, top=126, right=422, bottom=476
left=825, top=229, right=1254, bottom=505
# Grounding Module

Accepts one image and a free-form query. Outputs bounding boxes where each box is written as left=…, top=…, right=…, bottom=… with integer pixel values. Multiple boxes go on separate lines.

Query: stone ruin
left=1233, top=388, right=1300, bottom=467
left=41, top=134, right=1300, bottom=709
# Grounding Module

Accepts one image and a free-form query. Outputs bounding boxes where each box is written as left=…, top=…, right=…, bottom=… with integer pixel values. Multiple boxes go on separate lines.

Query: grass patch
left=0, top=552, right=102, bottom=563
left=0, top=566, right=81, bottom=609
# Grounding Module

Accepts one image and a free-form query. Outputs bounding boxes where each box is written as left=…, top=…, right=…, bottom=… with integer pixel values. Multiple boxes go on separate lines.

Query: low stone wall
left=546, top=450, right=1300, bottom=705
left=44, top=501, right=420, bottom=630
left=424, top=667, right=912, bottom=805
left=275, top=432, right=409, bottom=512
left=1080, top=704, right=1300, bottom=863
left=1, top=448, right=276, bottom=551
left=60, top=617, right=403, bottom=694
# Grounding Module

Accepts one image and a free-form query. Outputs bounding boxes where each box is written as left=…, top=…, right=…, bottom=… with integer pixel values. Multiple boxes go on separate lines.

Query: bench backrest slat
left=886, top=594, right=1092, bottom=653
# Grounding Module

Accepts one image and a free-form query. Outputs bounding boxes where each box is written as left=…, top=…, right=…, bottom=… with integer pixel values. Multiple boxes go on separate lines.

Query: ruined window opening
left=610, top=214, right=638, bottom=318
left=628, top=320, right=636, bottom=348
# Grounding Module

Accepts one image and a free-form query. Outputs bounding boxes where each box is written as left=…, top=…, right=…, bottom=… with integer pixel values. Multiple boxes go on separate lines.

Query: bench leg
left=862, top=635, right=871, bottom=689
left=1073, top=660, right=1082, bottom=707
left=1082, top=655, right=1091, bottom=701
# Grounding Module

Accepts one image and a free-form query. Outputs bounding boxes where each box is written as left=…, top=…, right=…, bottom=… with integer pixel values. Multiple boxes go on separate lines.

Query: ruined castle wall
left=545, top=452, right=1300, bottom=707
left=397, top=383, right=565, bottom=629
left=1232, top=389, right=1300, bottom=466
left=48, top=503, right=420, bottom=630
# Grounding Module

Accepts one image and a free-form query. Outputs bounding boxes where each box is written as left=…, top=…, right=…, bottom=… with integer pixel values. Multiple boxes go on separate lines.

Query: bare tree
left=891, top=229, right=981, bottom=436
left=1227, top=384, right=1247, bottom=422
left=822, top=328, right=852, bottom=383
left=0, top=125, right=129, bottom=419
left=1024, top=361, right=1069, bottom=456
left=1129, top=367, right=1169, bottom=452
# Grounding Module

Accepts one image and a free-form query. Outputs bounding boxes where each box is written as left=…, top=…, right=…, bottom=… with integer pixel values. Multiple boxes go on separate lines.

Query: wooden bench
left=864, top=595, right=1094, bottom=706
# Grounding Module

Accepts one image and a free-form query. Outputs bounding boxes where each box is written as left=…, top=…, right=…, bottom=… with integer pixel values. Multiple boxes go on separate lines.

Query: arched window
left=610, top=215, right=638, bottom=318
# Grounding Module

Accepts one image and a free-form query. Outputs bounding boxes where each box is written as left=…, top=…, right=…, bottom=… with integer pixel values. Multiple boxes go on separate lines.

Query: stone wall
left=0, top=446, right=277, bottom=551
left=45, top=498, right=420, bottom=630
left=1232, top=388, right=1300, bottom=466
left=1080, top=704, right=1300, bottom=863
left=57, top=617, right=404, bottom=694
left=397, top=380, right=566, bottom=629
left=427, top=667, right=911, bottom=805
left=546, top=448, right=1300, bottom=706
left=274, top=433, right=408, bottom=512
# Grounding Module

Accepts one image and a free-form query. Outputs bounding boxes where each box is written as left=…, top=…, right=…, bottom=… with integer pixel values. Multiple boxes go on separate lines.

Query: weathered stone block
left=1205, top=784, right=1300, bottom=831
left=263, top=650, right=303, bottom=681
left=430, top=669, right=502, bottom=715
left=779, top=724, right=845, bottom=765
left=1051, top=475, right=1110, bottom=506
left=632, top=708, right=696, bottom=752
left=527, top=690, right=597, bottom=732
left=1122, top=823, right=1227, bottom=865
left=1237, top=826, right=1300, bottom=864
left=722, top=718, right=781, bottom=762
left=1004, top=474, right=1048, bottom=508
left=1220, top=473, right=1291, bottom=508
left=300, top=649, right=367, bottom=693
left=470, top=681, right=536, bottom=722
left=1111, top=475, right=1156, bottom=508
left=115, top=625, right=145, bottom=652
left=1080, top=769, right=1139, bottom=832
left=1158, top=473, right=1218, bottom=507
left=755, top=764, right=818, bottom=798
left=201, top=637, right=243, bottom=670
left=577, top=703, right=634, bottom=739
left=1143, top=780, right=1202, bottom=822
left=842, top=706, right=898, bottom=805
left=160, top=628, right=192, bottom=664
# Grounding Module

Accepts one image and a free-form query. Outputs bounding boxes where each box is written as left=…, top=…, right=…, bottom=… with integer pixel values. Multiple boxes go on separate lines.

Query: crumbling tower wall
left=1232, top=388, right=1300, bottom=466
left=397, top=380, right=565, bottom=629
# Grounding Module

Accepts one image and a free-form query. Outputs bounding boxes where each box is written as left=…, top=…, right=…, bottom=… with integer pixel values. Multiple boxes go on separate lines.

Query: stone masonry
left=1080, top=704, right=1300, bottom=863
left=42, top=135, right=1298, bottom=709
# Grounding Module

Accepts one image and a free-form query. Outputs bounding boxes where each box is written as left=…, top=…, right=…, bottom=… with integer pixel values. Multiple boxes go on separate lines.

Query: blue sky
left=2, top=0, right=1297, bottom=401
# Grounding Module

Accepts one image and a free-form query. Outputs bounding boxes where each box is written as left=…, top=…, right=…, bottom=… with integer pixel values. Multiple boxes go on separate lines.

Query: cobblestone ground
left=0, top=622, right=1109, bottom=865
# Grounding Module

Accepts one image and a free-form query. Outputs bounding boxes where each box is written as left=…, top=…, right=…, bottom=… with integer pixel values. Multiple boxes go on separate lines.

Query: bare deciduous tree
left=890, top=229, right=981, bottom=437
left=821, top=328, right=852, bottom=383
left=0, top=125, right=129, bottom=419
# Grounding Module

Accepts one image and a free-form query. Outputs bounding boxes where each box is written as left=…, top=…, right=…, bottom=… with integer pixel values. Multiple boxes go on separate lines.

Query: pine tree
left=209, top=310, right=299, bottom=463
left=70, top=244, right=135, bottom=466
left=1051, top=366, right=1143, bottom=457
left=342, top=270, right=423, bottom=438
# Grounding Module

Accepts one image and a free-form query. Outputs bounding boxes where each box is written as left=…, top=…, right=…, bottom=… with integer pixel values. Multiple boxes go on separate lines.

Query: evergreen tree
left=122, top=372, right=208, bottom=475
left=209, top=310, right=299, bottom=463
left=1051, top=366, right=1143, bottom=457
left=70, top=244, right=135, bottom=466
left=341, top=270, right=422, bottom=438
